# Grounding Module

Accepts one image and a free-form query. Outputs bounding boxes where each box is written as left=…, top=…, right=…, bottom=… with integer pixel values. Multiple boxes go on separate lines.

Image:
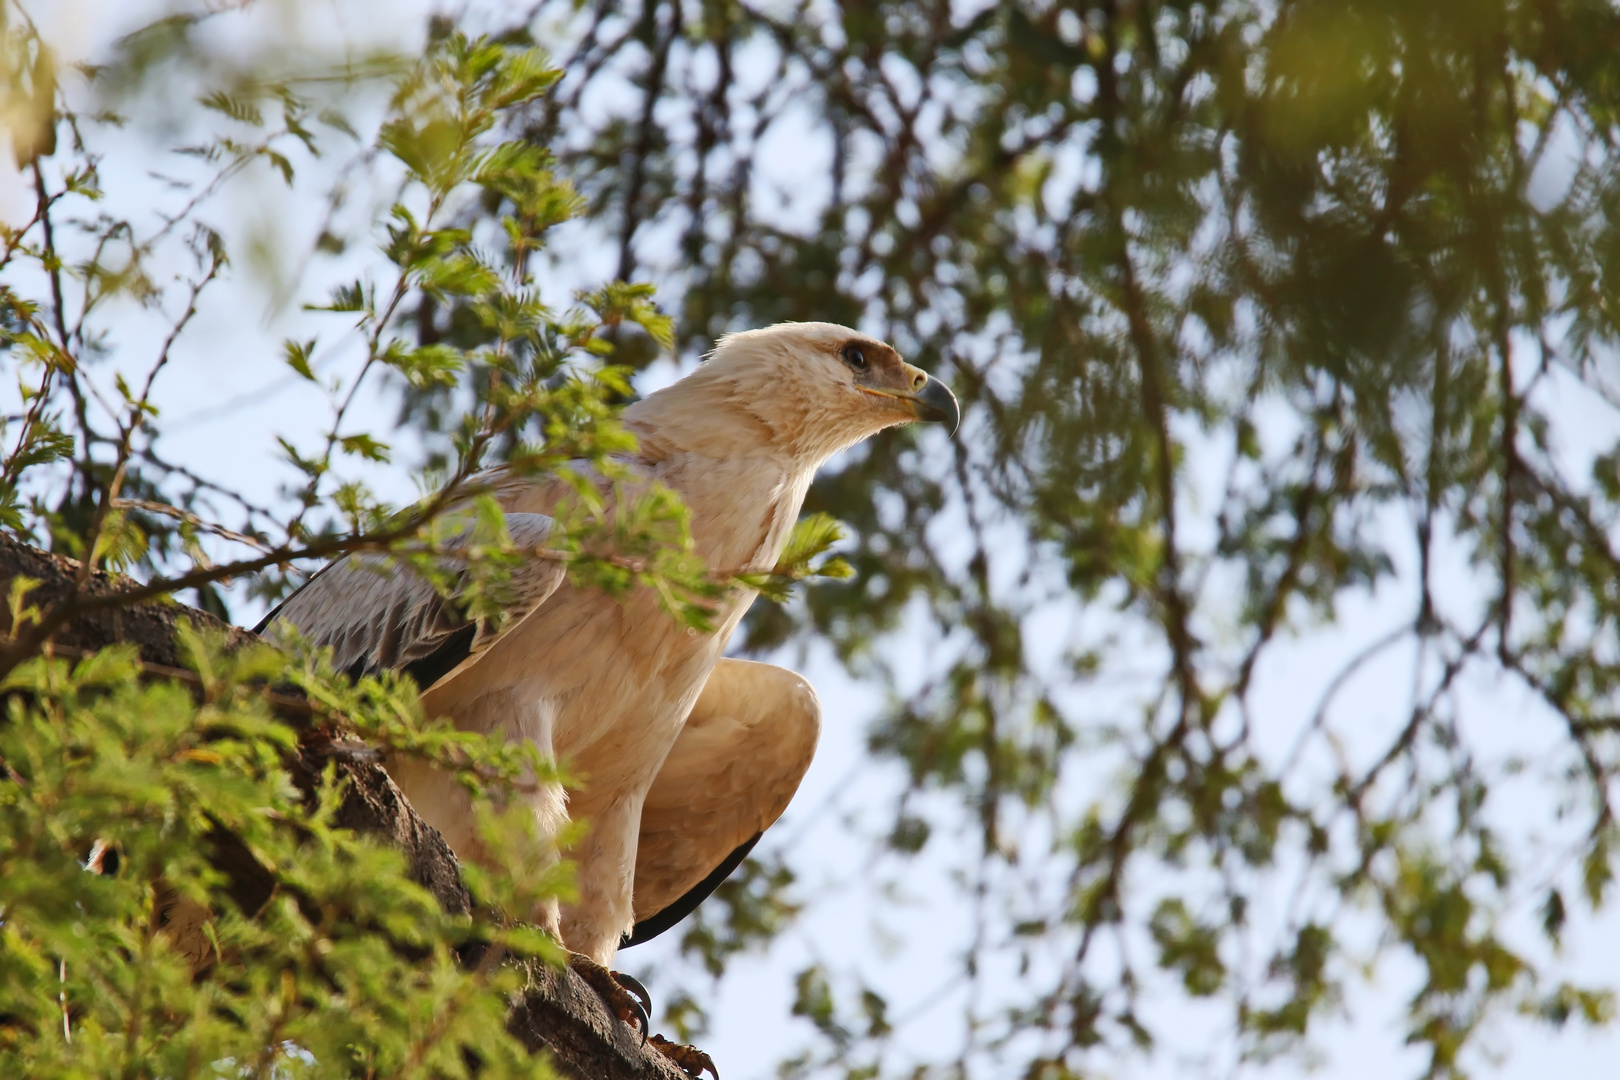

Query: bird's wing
left=256, top=512, right=564, bottom=691
left=623, top=658, right=821, bottom=946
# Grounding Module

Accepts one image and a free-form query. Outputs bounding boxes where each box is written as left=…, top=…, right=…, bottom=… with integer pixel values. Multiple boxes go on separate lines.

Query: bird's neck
left=615, top=383, right=818, bottom=574
left=665, top=445, right=816, bottom=575
left=621, top=364, right=871, bottom=468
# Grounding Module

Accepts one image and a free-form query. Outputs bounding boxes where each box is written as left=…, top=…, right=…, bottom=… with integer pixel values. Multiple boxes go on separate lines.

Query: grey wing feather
left=259, top=513, right=563, bottom=688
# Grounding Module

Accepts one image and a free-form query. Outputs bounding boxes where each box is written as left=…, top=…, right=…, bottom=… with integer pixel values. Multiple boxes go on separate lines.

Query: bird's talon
left=567, top=953, right=651, bottom=1040
left=650, top=1034, right=718, bottom=1080
left=630, top=996, right=650, bottom=1044
left=612, top=965, right=651, bottom=1042
left=612, top=970, right=654, bottom=1019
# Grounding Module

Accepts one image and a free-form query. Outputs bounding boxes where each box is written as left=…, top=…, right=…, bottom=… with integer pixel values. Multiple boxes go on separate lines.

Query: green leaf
left=339, top=433, right=392, bottom=462
left=283, top=337, right=318, bottom=381
left=310, top=280, right=366, bottom=313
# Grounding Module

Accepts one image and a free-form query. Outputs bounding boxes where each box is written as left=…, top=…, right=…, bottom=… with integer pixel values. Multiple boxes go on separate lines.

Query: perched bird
left=261, top=322, right=957, bottom=1058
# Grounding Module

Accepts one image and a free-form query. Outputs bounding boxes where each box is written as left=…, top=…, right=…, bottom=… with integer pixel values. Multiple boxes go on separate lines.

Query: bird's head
left=628, top=322, right=959, bottom=466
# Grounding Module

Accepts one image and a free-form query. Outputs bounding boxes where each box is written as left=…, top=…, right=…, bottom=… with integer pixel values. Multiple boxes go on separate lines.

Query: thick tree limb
left=0, top=532, right=689, bottom=1080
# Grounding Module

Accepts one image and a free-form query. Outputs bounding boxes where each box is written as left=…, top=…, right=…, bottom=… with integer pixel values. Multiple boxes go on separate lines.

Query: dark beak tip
left=917, top=376, right=961, bottom=436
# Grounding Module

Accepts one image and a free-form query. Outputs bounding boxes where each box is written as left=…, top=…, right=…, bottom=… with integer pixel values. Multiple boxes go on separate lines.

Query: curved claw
left=612, top=971, right=654, bottom=1041
left=650, top=1034, right=719, bottom=1080
left=626, top=993, right=650, bottom=1045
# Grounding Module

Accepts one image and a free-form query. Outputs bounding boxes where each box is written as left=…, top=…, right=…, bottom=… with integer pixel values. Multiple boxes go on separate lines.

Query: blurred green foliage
left=501, top=0, right=1620, bottom=1076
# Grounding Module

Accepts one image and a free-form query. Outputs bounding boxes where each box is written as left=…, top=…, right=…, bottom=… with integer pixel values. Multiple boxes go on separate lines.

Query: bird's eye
left=841, top=344, right=868, bottom=370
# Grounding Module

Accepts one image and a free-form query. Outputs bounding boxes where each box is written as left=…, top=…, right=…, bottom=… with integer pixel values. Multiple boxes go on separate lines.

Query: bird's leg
left=649, top=1035, right=719, bottom=1079
left=566, top=952, right=653, bottom=1041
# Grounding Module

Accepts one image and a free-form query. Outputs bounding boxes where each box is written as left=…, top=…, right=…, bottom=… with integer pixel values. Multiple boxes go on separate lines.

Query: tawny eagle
left=260, top=322, right=956, bottom=1044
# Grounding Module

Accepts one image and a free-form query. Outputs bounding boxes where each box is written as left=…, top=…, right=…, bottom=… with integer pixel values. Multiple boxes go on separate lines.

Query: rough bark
left=0, top=532, right=688, bottom=1080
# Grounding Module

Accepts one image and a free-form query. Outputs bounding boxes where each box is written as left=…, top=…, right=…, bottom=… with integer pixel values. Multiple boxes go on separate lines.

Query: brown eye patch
left=840, top=339, right=901, bottom=374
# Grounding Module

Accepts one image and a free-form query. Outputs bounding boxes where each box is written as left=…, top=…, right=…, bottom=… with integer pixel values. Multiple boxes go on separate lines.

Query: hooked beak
left=909, top=374, right=961, bottom=434
left=861, top=373, right=961, bottom=436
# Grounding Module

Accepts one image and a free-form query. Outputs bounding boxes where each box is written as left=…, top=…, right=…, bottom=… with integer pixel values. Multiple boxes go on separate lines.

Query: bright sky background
left=14, top=2, right=1620, bottom=1077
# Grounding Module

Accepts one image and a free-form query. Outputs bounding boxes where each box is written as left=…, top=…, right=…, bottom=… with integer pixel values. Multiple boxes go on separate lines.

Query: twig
left=77, top=239, right=225, bottom=582
left=112, top=499, right=275, bottom=554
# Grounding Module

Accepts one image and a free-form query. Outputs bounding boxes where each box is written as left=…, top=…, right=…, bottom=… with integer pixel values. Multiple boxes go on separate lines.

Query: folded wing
left=624, top=657, right=822, bottom=946
left=257, top=512, right=564, bottom=691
